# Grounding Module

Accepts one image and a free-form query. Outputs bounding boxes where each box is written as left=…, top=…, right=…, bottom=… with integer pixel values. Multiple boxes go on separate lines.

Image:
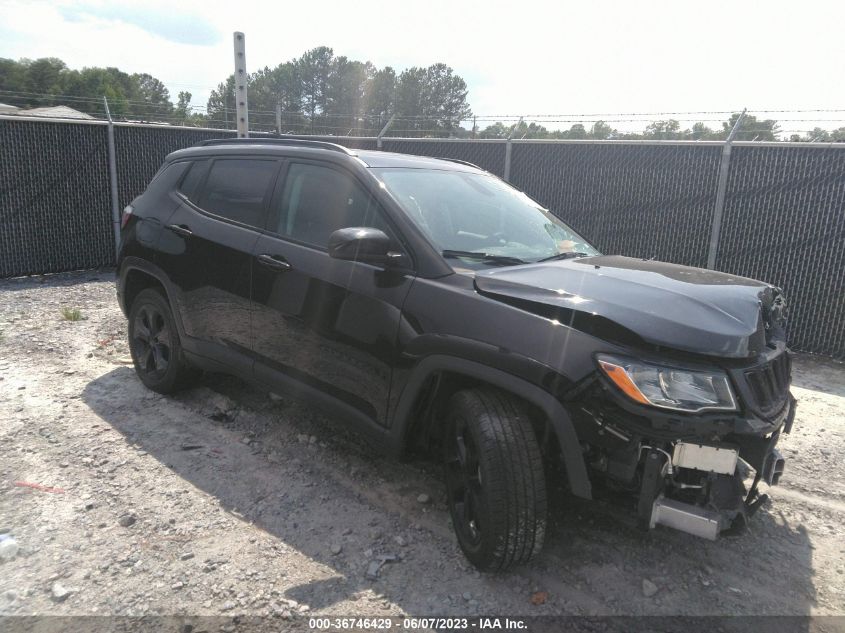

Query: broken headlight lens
left=596, top=354, right=737, bottom=413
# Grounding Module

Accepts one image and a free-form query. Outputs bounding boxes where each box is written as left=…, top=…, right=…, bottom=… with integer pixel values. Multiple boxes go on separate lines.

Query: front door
left=250, top=160, right=415, bottom=426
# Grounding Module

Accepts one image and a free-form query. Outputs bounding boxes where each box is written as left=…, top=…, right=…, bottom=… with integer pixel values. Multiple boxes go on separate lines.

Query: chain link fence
left=379, top=139, right=507, bottom=177
left=1, top=116, right=843, bottom=358
left=1, top=119, right=113, bottom=276
left=508, top=141, right=723, bottom=267
left=716, top=144, right=845, bottom=357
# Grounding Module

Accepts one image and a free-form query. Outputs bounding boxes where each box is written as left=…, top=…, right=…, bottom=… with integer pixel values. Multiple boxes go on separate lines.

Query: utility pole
left=275, top=101, right=282, bottom=135
left=707, top=108, right=747, bottom=269
left=233, top=32, right=249, bottom=138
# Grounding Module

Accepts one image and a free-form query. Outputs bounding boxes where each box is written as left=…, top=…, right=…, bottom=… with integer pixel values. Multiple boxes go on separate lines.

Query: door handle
left=257, top=254, right=292, bottom=271
left=166, top=223, right=193, bottom=237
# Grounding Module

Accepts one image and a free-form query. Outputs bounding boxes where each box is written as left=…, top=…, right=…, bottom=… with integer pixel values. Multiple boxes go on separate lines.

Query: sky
left=2, top=0, right=844, bottom=135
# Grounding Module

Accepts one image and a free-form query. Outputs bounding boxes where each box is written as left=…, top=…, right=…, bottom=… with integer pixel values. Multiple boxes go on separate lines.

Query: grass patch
left=60, top=307, right=83, bottom=322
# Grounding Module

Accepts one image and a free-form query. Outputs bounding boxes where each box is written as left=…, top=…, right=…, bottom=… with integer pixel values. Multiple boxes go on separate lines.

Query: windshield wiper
left=441, top=249, right=528, bottom=266
left=536, top=251, right=590, bottom=262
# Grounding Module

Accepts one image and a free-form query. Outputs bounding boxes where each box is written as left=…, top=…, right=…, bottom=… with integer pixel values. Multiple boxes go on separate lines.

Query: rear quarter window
left=143, top=161, right=191, bottom=197
left=178, top=160, right=210, bottom=202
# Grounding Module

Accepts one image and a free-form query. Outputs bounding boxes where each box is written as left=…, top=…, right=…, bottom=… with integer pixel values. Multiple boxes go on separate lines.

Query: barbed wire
left=2, top=89, right=842, bottom=140
left=3, top=89, right=845, bottom=124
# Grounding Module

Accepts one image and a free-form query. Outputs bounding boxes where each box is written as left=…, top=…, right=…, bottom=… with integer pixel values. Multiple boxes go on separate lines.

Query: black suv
left=117, top=138, right=795, bottom=571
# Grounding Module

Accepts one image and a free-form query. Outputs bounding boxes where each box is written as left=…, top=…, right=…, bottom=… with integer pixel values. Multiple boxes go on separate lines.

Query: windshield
left=372, top=168, right=600, bottom=268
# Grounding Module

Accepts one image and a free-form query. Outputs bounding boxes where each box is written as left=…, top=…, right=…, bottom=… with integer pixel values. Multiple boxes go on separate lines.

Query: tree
left=0, top=58, right=177, bottom=120
left=563, top=124, right=588, bottom=139
left=589, top=120, right=615, bottom=139
left=130, top=73, right=172, bottom=120
left=206, top=75, right=235, bottom=128
left=643, top=119, right=684, bottom=140
left=789, top=127, right=845, bottom=142
left=0, top=58, right=27, bottom=98
left=478, top=122, right=510, bottom=139
left=364, top=67, right=396, bottom=127
left=264, top=62, right=303, bottom=131
left=202, top=49, right=471, bottom=136
left=724, top=112, right=778, bottom=141
left=325, top=57, right=373, bottom=133
left=175, top=91, right=192, bottom=120
left=24, top=57, right=67, bottom=99
left=297, top=46, right=334, bottom=131
left=245, top=64, right=303, bottom=132
left=690, top=121, right=720, bottom=140
left=61, top=67, right=136, bottom=118
left=394, top=63, right=471, bottom=134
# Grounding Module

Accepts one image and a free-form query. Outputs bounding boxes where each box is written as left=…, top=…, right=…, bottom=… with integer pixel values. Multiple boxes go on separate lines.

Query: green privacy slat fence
left=1, top=117, right=843, bottom=358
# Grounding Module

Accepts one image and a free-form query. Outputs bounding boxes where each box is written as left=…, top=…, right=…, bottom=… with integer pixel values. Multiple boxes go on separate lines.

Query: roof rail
left=436, top=157, right=483, bottom=170
left=194, top=137, right=357, bottom=155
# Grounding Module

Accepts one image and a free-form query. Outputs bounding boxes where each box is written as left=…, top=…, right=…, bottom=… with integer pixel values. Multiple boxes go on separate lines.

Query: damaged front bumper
left=572, top=372, right=796, bottom=540
left=637, top=396, right=796, bottom=540
left=643, top=441, right=787, bottom=540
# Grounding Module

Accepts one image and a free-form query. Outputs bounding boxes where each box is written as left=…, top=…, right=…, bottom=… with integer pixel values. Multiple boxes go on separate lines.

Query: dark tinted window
left=275, top=163, right=387, bottom=247
left=198, top=159, right=278, bottom=228
left=144, top=161, right=190, bottom=197
left=178, top=160, right=209, bottom=202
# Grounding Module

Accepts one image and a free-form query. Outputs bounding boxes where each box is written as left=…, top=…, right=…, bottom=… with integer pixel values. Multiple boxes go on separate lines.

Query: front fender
left=389, top=354, right=592, bottom=500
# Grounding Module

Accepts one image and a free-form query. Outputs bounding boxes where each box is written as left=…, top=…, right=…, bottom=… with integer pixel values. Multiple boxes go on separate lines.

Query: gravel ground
left=1, top=271, right=844, bottom=619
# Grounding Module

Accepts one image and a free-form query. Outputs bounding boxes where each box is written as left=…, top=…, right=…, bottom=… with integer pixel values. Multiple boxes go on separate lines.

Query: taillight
left=120, top=204, right=134, bottom=229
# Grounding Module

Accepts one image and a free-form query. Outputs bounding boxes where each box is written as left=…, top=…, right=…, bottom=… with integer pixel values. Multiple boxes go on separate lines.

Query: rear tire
left=443, top=388, right=547, bottom=572
left=127, top=288, right=196, bottom=394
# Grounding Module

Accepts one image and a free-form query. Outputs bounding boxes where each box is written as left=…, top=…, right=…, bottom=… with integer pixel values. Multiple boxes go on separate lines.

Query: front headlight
left=596, top=354, right=737, bottom=413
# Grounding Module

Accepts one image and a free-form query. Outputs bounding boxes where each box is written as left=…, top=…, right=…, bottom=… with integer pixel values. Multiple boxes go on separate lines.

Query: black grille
left=742, top=353, right=791, bottom=418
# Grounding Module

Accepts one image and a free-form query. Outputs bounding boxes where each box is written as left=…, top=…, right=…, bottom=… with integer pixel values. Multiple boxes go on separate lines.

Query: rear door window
left=197, top=158, right=279, bottom=229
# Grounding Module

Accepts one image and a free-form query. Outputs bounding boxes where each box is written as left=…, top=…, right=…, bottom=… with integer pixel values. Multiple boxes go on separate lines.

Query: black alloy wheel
left=132, top=304, right=172, bottom=379
left=445, top=415, right=485, bottom=549
left=127, top=288, right=196, bottom=394
left=443, top=388, right=548, bottom=571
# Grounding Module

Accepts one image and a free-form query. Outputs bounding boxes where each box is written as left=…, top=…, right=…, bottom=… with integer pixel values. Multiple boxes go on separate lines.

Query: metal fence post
left=503, top=117, right=522, bottom=182
left=377, top=114, right=396, bottom=149
left=103, top=97, right=120, bottom=259
left=706, top=109, right=746, bottom=269
left=233, top=32, right=249, bottom=138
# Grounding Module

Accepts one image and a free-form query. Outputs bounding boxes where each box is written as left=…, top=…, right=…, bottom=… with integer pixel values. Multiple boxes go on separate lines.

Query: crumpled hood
left=474, top=255, right=783, bottom=358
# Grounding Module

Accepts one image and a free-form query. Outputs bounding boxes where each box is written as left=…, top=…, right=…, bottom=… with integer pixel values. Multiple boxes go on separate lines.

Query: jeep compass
left=117, top=138, right=794, bottom=571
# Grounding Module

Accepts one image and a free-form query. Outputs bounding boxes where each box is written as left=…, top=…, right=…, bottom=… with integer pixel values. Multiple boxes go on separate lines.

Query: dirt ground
left=1, top=271, right=844, bottom=620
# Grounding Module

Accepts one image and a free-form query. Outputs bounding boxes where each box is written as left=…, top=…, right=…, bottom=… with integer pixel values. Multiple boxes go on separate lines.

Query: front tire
left=128, top=288, right=195, bottom=394
left=444, top=388, right=547, bottom=571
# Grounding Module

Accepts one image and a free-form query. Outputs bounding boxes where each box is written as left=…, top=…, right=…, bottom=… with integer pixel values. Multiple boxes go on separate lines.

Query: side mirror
left=328, top=227, right=399, bottom=265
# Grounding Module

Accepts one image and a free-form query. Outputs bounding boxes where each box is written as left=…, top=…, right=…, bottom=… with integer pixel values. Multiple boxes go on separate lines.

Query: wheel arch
left=122, top=268, right=166, bottom=314
left=390, top=354, right=592, bottom=499
left=118, top=258, right=186, bottom=337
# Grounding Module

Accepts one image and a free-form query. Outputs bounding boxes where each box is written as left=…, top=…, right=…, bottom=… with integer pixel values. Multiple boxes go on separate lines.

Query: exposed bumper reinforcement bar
left=649, top=495, right=722, bottom=540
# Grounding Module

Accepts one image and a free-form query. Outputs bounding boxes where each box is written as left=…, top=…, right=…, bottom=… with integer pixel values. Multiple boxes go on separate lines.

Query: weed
left=60, top=307, right=83, bottom=322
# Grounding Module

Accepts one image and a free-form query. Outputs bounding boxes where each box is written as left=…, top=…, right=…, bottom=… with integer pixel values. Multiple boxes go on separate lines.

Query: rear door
left=250, top=160, right=415, bottom=426
left=156, top=156, right=281, bottom=371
